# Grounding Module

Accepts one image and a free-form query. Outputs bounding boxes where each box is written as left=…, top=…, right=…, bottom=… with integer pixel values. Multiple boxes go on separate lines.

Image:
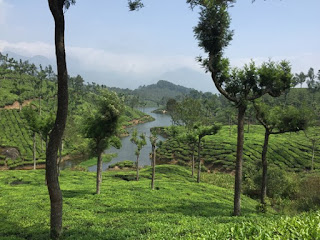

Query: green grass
left=0, top=165, right=319, bottom=239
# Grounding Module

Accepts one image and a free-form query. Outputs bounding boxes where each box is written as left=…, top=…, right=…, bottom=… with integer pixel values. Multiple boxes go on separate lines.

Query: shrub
left=297, top=174, right=320, bottom=211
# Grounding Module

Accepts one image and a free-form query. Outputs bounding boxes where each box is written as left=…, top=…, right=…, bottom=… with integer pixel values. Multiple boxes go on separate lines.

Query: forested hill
left=109, top=80, right=194, bottom=106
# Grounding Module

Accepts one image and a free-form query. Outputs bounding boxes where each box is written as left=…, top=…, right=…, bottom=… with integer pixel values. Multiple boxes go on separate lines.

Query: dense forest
left=1, top=0, right=320, bottom=239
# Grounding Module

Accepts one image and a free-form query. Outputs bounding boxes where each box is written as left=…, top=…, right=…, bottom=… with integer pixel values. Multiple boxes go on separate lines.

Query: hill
left=1, top=165, right=319, bottom=239
left=109, top=80, right=195, bottom=107
left=155, top=125, right=320, bottom=173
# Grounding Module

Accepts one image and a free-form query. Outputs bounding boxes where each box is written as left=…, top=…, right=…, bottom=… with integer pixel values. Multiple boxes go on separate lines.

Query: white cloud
left=0, top=40, right=55, bottom=58
left=0, top=0, right=12, bottom=25
left=0, top=39, right=202, bottom=75
left=230, top=54, right=320, bottom=74
left=1, top=39, right=319, bottom=82
left=67, top=46, right=202, bottom=75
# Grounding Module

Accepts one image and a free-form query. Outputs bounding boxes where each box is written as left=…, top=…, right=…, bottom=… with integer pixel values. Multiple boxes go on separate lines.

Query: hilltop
left=109, top=80, right=195, bottom=106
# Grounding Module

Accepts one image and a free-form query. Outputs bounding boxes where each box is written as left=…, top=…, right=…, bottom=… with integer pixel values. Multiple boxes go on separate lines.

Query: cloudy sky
left=0, top=0, right=319, bottom=92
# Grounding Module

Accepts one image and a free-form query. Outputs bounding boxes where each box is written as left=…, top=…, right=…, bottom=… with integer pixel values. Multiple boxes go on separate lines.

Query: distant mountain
left=3, top=51, right=56, bottom=68
left=109, top=80, right=196, bottom=105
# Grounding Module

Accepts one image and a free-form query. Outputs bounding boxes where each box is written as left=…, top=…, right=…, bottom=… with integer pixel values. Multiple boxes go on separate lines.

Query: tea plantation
left=1, top=165, right=319, bottom=239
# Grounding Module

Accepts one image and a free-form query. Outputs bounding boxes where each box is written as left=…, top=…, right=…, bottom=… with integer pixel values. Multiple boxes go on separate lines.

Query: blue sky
left=0, top=0, right=319, bottom=92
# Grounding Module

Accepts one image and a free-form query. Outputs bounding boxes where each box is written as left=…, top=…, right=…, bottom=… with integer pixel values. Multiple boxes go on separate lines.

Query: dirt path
left=1, top=99, right=36, bottom=110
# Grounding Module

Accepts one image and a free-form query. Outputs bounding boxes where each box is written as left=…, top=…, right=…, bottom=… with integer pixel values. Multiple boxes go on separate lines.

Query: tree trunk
left=136, top=155, right=140, bottom=181
left=191, top=147, right=195, bottom=177
left=96, top=151, right=102, bottom=194
left=57, top=140, right=62, bottom=176
left=261, top=130, right=270, bottom=205
left=197, top=139, right=201, bottom=183
left=229, top=116, right=231, bottom=137
left=47, top=1, right=68, bottom=238
left=233, top=104, right=246, bottom=216
left=151, top=145, right=156, bottom=190
left=39, top=93, right=42, bottom=115
left=311, top=141, right=315, bottom=171
left=33, top=132, right=36, bottom=170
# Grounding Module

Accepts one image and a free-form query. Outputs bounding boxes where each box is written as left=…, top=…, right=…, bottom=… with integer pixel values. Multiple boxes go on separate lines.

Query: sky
left=0, top=0, right=319, bottom=93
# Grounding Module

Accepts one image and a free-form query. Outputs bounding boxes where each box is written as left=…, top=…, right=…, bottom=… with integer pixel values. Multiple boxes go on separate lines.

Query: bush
left=109, top=160, right=134, bottom=169
left=297, top=174, right=320, bottom=211
left=243, top=165, right=299, bottom=200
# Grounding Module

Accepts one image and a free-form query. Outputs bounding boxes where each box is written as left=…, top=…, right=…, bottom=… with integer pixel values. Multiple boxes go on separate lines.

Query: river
left=62, top=107, right=171, bottom=172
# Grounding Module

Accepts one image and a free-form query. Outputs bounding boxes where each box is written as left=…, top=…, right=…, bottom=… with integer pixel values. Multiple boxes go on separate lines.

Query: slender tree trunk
left=39, top=90, right=42, bottom=115
left=96, top=151, right=102, bottom=194
left=151, top=145, right=156, bottom=190
left=311, top=141, right=315, bottom=171
left=233, top=104, right=246, bottom=216
left=229, top=116, right=232, bottom=137
left=197, top=139, right=201, bottom=183
left=191, top=147, right=195, bottom=177
left=33, top=132, right=36, bottom=170
left=47, top=1, right=68, bottom=238
left=261, top=130, right=270, bottom=205
left=136, top=155, right=140, bottom=181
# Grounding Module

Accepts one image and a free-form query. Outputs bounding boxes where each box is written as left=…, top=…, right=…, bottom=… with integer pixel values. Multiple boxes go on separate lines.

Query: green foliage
left=243, top=165, right=299, bottom=200
left=297, top=174, right=320, bottom=211
left=82, top=90, right=124, bottom=155
left=109, top=160, right=135, bottom=169
left=130, top=129, right=147, bottom=156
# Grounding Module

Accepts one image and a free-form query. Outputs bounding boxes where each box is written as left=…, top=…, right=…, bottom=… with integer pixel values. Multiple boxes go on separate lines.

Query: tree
left=47, top=1, right=74, bottom=238
left=179, top=131, right=198, bottom=176
left=254, top=102, right=309, bottom=205
left=193, top=123, right=220, bottom=183
left=37, top=65, right=47, bottom=115
left=22, top=105, right=40, bottom=170
left=130, top=129, right=147, bottom=181
left=293, top=72, right=306, bottom=88
left=83, top=90, right=123, bottom=194
left=306, top=68, right=320, bottom=104
left=193, top=2, right=292, bottom=215
left=149, top=131, right=158, bottom=190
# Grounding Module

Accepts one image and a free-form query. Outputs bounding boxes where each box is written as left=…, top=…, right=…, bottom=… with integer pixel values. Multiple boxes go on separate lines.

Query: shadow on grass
left=97, top=200, right=255, bottom=219
left=0, top=213, right=49, bottom=240
left=62, top=189, right=93, bottom=198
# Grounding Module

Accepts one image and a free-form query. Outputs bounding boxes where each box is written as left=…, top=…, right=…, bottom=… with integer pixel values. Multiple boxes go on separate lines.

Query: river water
left=62, top=107, right=171, bottom=172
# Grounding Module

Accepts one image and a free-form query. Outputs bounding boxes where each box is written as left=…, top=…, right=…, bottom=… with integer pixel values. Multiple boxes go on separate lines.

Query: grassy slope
left=0, top=165, right=319, bottom=239
left=157, top=125, right=320, bottom=172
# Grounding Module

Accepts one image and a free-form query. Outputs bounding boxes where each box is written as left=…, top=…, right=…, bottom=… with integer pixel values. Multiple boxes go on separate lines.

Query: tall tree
left=130, top=129, right=147, bottom=181
left=149, top=131, right=158, bottom=190
left=193, top=2, right=292, bottom=215
left=22, top=105, right=40, bottom=170
left=47, top=0, right=73, bottom=238
left=293, top=72, right=306, bottom=88
left=193, top=124, right=220, bottom=183
left=306, top=68, right=320, bottom=104
left=304, top=125, right=320, bottom=172
left=37, top=65, right=47, bottom=115
left=83, top=90, right=123, bottom=194
left=254, top=102, right=309, bottom=205
left=179, top=131, right=198, bottom=176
